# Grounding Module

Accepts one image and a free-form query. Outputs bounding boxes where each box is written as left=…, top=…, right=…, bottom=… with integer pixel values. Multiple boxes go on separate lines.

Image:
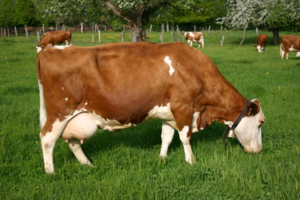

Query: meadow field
left=0, top=29, right=299, bottom=199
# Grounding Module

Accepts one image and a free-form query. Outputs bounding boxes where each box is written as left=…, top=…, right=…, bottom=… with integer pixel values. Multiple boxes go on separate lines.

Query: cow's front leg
left=178, top=126, right=195, bottom=164
left=40, top=118, right=69, bottom=174
left=171, top=102, right=196, bottom=164
left=159, top=121, right=175, bottom=160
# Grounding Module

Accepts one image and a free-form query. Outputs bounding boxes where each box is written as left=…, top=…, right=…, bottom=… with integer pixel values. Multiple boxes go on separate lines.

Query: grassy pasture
left=0, top=30, right=299, bottom=199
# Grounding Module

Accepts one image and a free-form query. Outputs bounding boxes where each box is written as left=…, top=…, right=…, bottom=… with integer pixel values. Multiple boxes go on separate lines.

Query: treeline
left=0, top=0, right=226, bottom=31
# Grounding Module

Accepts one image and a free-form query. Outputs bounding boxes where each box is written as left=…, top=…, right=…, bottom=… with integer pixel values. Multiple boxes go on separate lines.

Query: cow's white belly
left=62, top=102, right=200, bottom=140
left=289, top=45, right=299, bottom=52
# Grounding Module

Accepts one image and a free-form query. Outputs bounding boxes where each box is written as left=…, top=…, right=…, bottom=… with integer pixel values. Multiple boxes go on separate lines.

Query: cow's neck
left=197, top=75, right=247, bottom=129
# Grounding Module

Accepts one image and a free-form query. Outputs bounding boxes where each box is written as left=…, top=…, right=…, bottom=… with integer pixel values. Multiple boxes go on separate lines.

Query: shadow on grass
left=80, top=119, right=240, bottom=158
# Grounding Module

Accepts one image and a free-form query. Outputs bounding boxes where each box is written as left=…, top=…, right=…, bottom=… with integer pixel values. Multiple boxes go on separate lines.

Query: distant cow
left=36, top=31, right=72, bottom=53
left=36, top=42, right=265, bottom=174
left=280, top=35, right=300, bottom=59
left=255, top=34, right=268, bottom=53
left=182, top=32, right=204, bottom=48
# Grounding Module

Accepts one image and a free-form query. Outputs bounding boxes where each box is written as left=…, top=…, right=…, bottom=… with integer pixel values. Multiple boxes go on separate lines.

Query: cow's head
left=182, top=32, right=189, bottom=39
left=225, top=99, right=265, bottom=153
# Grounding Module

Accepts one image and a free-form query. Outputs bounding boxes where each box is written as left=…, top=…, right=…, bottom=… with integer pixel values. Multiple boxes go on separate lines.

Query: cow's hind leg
left=40, top=118, right=69, bottom=174
left=159, top=121, right=175, bottom=161
left=68, top=139, right=93, bottom=166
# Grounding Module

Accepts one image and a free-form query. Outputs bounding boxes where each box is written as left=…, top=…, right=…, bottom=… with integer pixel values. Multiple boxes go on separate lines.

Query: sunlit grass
left=0, top=29, right=299, bottom=199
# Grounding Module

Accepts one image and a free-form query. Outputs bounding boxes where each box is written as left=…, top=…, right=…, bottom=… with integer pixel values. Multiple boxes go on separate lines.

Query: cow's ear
left=246, top=100, right=260, bottom=116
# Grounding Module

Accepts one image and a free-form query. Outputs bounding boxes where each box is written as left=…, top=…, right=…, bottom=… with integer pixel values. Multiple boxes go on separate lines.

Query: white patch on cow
left=297, top=52, right=300, bottom=57
left=38, top=81, right=47, bottom=129
left=257, top=45, right=262, bottom=53
left=84, top=102, right=88, bottom=106
left=65, top=98, right=68, bottom=102
left=146, top=103, right=174, bottom=121
left=52, top=44, right=72, bottom=50
left=164, top=56, right=175, bottom=76
left=189, top=32, right=195, bottom=37
left=62, top=87, right=64, bottom=90
left=289, top=45, right=297, bottom=52
left=192, top=112, right=200, bottom=133
left=36, top=46, right=42, bottom=53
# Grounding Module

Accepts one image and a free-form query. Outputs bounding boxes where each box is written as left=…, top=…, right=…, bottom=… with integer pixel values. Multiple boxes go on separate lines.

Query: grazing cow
left=182, top=32, right=204, bottom=48
left=280, top=35, right=300, bottom=59
left=36, top=42, right=265, bottom=174
left=255, top=34, right=268, bottom=53
left=36, top=31, right=72, bottom=53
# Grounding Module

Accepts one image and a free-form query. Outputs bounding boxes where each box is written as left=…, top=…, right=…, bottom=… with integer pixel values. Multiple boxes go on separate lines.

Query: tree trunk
left=272, top=29, right=280, bottom=45
left=130, top=22, right=142, bottom=42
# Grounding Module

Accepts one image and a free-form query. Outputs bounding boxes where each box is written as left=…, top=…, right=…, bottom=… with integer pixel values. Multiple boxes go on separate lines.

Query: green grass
left=0, top=30, right=299, bottom=199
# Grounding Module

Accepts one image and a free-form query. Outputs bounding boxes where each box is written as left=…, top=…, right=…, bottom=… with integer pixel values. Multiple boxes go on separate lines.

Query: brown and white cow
left=255, top=34, right=268, bottom=53
left=36, top=31, right=72, bottom=53
left=182, top=32, right=204, bottom=48
left=36, top=42, right=265, bottom=173
left=280, top=35, right=300, bottom=59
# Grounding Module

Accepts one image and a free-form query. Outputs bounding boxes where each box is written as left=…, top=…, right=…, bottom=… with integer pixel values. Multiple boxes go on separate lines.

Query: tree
left=33, top=0, right=91, bottom=27
left=103, top=0, right=173, bottom=41
left=0, top=0, right=14, bottom=27
left=217, top=0, right=300, bottom=44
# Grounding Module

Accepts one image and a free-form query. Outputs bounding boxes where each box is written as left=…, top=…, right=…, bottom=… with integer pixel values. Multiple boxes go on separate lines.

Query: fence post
left=149, top=25, right=152, bottom=33
left=256, top=27, right=258, bottom=36
left=177, top=28, right=180, bottom=41
left=194, top=25, right=196, bottom=32
left=43, top=24, right=45, bottom=35
left=220, top=35, right=225, bottom=46
left=25, top=25, right=29, bottom=40
left=81, top=23, right=83, bottom=33
left=37, top=31, right=40, bottom=41
left=120, top=31, right=125, bottom=42
left=98, top=30, right=101, bottom=44
left=238, top=27, right=247, bottom=47
left=14, top=26, right=18, bottom=37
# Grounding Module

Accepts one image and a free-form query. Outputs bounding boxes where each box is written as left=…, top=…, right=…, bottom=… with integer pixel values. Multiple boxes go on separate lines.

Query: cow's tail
left=36, top=56, right=47, bottom=129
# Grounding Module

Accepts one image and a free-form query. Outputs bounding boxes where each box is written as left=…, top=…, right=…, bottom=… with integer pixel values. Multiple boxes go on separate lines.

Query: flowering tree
left=33, top=0, right=89, bottom=27
left=217, top=0, right=300, bottom=44
left=104, top=0, right=171, bottom=42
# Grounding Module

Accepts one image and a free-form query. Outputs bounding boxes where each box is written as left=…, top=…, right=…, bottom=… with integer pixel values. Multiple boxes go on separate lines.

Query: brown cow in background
left=36, top=31, right=72, bottom=53
left=280, top=35, right=300, bottom=59
left=254, top=34, right=268, bottom=53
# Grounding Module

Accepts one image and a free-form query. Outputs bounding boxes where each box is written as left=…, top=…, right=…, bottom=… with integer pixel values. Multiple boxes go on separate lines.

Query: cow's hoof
left=158, top=156, right=167, bottom=165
